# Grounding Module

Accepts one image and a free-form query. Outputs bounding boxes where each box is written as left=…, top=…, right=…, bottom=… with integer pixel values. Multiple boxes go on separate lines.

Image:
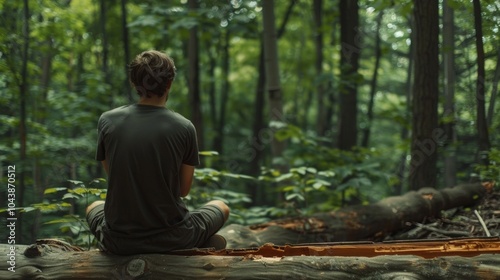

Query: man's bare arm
left=101, top=159, right=109, bottom=176
left=179, top=164, right=195, bottom=197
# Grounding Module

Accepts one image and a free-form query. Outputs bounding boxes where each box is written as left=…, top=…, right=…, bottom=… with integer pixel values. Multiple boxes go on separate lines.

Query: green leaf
left=199, top=151, right=219, bottom=156
left=286, top=193, right=304, bottom=201
left=63, top=193, right=82, bottom=200
left=44, top=187, right=67, bottom=194
left=68, top=180, right=84, bottom=186
left=73, top=187, right=88, bottom=195
left=281, top=185, right=296, bottom=192
left=44, top=218, right=76, bottom=225
left=306, top=167, right=317, bottom=174
left=22, top=207, right=36, bottom=213
left=275, top=173, right=294, bottom=182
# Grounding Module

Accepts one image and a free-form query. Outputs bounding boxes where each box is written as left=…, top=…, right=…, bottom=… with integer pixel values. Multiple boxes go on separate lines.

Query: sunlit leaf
left=44, top=187, right=67, bottom=194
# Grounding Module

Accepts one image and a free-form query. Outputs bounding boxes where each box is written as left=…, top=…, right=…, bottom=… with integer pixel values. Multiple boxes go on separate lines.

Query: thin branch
left=474, top=210, right=491, bottom=237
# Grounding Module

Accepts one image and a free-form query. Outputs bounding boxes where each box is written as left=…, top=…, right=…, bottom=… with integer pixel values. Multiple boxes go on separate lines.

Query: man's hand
left=179, top=164, right=195, bottom=197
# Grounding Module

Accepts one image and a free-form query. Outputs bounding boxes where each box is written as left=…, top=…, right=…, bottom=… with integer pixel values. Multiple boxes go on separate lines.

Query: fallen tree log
left=1, top=183, right=496, bottom=279
left=221, top=182, right=494, bottom=248
left=1, top=239, right=500, bottom=279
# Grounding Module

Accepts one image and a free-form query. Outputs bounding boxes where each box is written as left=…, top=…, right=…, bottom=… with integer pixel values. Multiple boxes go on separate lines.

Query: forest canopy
left=0, top=0, right=499, bottom=246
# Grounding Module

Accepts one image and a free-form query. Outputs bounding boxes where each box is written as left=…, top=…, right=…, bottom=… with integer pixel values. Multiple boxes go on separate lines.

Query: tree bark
left=120, top=0, right=132, bottom=103
left=213, top=28, right=230, bottom=155
left=472, top=0, right=491, bottom=162
left=394, top=16, right=415, bottom=195
left=262, top=0, right=285, bottom=156
left=230, top=182, right=491, bottom=246
left=443, top=0, right=457, bottom=188
left=100, top=0, right=111, bottom=107
left=338, top=0, right=359, bottom=150
left=486, top=49, right=500, bottom=127
left=313, top=0, right=326, bottom=136
left=409, top=0, right=439, bottom=190
left=361, top=11, right=384, bottom=148
left=2, top=238, right=499, bottom=279
left=248, top=1, right=295, bottom=205
left=16, top=0, right=30, bottom=245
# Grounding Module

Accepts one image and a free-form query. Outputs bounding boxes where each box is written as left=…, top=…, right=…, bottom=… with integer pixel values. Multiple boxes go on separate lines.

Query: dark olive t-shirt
left=95, top=104, right=199, bottom=253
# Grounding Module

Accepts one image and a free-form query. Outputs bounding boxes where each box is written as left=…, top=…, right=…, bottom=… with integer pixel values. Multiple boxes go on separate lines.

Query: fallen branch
left=474, top=210, right=492, bottom=237
left=414, top=223, right=471, bottom=238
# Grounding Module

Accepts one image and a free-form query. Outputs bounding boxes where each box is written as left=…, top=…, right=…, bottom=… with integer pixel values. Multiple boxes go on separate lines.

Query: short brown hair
left=129, top=50, right=177, bottom=98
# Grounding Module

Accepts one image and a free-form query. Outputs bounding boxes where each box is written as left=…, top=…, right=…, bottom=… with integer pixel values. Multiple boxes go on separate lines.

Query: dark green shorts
left=86, top=203, right=225, bottom=254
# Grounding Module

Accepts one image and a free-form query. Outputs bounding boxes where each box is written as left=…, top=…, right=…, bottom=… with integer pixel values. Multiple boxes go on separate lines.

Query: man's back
left=96, top=104, right=199, bottom=237
left=87, top=50, right=228, bottom=255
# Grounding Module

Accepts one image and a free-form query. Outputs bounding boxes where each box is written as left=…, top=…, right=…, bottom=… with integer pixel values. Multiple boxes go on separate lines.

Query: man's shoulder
left=101, top=105, right=132, bottom=118
left=165, top=109, right=191, bottom=124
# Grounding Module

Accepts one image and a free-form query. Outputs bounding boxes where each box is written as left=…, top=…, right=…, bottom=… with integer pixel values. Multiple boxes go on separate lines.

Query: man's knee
left=206, top=200, right=230, bottom=221
left=86, top=200, right=105, bottom=215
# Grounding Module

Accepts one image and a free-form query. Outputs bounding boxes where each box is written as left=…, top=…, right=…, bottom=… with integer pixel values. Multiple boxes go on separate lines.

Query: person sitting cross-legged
left=86, top=50, right=229, bottom=255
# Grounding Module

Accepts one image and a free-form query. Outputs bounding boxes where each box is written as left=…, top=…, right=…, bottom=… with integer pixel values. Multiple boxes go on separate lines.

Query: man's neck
left=138, top=95, right=167, bottom=107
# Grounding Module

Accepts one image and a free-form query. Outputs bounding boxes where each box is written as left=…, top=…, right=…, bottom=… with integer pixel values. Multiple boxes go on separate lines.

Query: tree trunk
left=472, top=0, right=491, bottom=163
left=443, top=0, right=457, bottom=188
left=1, top=241, right=499, bottom=279
left=230, top=182, right=491, bottom=246
left=409, top=0, right=439, bottom=190
left=313, top=0, right=326, bottom=136
left=248, top=1, right=295, bottom=205
left=338, top=0, right=359, bottom=150
left=16, top=0, right=30, bottom=245
left=213, top=29, right=230, bottom=155
left=99, top=0, right=111, bottom=107
left=394, top=16, right=415, bottom=195
left=248, top=43, right=267, bottom=205
left=325, top=19, right=338, bottom=146
left=361, top=11, right=384, bottom=148
left=120, top=0, right=132, bottom=103
left=187, top=0, right=204, bottom=150
left=486, top=49, right=500, bottom=127
left=262, top=0, right=286, bottom=170
left=207, top=40, right=218, bottom=152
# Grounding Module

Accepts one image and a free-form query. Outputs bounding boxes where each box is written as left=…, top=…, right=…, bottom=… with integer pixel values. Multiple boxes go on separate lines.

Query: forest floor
left=387, top=189, right=500, bottom=241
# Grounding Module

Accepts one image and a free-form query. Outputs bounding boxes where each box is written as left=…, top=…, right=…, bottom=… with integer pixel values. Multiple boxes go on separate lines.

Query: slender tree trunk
left=17, top=0, right=30, bottom=244
left=207, top=41, right=218, bottom=143
left=394, top=16, right=415, bottom=195
left=487, top=49, right=500, bottom=127
left=100, top=0, right=111, bottom=107
left=31, top=36, right=54, bottom=243
left=361, top=11, right=384, bottom=148
left=325, top=20, right=338, bottom=145
left=248, top=44, right=267, bottom=205
left=262, top=0, right=285, bottom=164
left=472, top=0, right=491, bottom=164
left=187, top=0, right=204, bottom=150
left=338, top=0, right=359, bottom=150
left=249, top=0, right=295, bottom=205
left=313, top=0, right=326, bottom=135
left=214, top=29, right=230, bottom=155
left=121, top=0, right=132, bottom=103
left=443, top=0, right=457, bottom=187
left=409, top=0, right=439, bottom=190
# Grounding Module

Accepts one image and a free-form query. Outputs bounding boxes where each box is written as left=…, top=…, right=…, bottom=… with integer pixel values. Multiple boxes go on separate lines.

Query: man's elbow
left=179, top=184, right=191, bottom=197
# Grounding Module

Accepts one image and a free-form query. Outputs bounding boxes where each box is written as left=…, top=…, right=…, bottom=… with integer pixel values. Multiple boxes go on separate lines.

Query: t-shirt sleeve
left=183, top=122, right=200, bottom=166
left=95, top=115, right=106, bottom=161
